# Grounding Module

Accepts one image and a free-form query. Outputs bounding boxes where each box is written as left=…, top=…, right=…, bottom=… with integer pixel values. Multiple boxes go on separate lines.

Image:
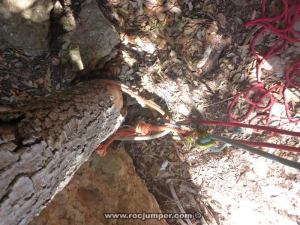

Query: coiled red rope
left=228, top=0, right=300, bottom=129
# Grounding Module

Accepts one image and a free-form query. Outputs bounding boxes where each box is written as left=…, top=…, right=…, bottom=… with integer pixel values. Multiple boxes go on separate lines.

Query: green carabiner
left=195, top=131, right=215, bottom=148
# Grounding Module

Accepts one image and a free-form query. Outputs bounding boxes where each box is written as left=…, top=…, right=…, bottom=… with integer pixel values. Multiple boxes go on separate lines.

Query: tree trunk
left=0, top=80, right=124, bottom=225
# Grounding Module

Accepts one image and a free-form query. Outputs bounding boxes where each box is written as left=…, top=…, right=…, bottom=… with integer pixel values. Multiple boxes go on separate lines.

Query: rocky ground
left=1, top=0, right=300, bottom=224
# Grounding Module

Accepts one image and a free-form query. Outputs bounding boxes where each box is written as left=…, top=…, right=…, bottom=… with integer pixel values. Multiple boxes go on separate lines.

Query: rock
left=68, top=0, right=120, bottom=71
left=51, top=57, right=61, bottom=66
left=68, top=45, right=84, bottom=71
left=262, top=56, right=284, bottom=76
left=96, top=153, right=125, bottom=176
left=14, top=62, right=23, bottom=68
left=0, top=0, right=54, bottom=56
left=53, top=1, right=63, bottom=15
left=29, top=145, right=167, bottom=225
left=60, top=11, right=76, bottom=32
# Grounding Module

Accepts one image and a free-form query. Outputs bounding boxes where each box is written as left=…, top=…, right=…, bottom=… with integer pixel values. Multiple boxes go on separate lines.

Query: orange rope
left=95, top=81, right=192, bottom=157
left=95, top=123, right=191, bottom=157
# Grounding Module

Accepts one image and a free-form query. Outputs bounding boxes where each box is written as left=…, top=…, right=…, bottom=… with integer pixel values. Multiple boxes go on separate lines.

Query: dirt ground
left=1, top=0, right=300, bottom=224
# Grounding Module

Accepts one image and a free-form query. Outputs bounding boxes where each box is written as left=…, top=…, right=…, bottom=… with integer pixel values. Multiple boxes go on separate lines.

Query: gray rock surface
left=68, top=0, right=120, bottom=71
left=0, top=0, right=54, bottom=56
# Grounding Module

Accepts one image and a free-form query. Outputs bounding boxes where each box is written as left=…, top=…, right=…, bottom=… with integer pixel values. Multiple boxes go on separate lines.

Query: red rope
left=183, top=119, right=300, bottom=137
left=183, top=119, right=300, bottom=153
left=228, top=0, right=300, bottom=129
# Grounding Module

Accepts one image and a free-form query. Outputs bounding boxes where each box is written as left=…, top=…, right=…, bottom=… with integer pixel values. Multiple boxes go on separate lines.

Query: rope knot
left=95, top=144, right=107, bottom=157
left=136, top=123, right=152, bottom=135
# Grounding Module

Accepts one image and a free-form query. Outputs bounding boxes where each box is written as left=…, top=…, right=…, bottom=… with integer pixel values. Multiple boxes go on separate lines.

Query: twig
left=169, top=183, right=193, bottom=225
left=166, top=178, right=200, bottom=190
left=153, top=187, right=173, bottom=200
left=197, top=11, right=217, bottom=21
left=243, top=26, right=261, bottom=45
left=204, top=202, right=220, bottom=225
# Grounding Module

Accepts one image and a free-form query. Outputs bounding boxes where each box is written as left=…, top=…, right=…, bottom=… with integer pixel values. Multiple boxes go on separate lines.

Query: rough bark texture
left=0, top=80, right=124, bottom=225
left=29, top=146, right=167, bottom=225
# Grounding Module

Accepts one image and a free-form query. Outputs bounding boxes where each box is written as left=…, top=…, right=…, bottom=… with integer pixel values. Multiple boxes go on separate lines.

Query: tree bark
left=0, top=80, right=124, bottom=225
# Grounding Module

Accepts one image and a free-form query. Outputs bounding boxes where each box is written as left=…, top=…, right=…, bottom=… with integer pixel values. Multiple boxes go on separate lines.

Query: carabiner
left=195, top=131, right=215, bottom=148
left=209, top=128, right=243, bottom=152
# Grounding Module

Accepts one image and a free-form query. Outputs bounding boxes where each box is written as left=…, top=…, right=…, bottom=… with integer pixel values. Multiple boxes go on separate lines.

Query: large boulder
left=0, top=0, right=54, bottom=56
left=29, top=145, right=167, bottom=225
left=61, top=0, right=120, bottom=72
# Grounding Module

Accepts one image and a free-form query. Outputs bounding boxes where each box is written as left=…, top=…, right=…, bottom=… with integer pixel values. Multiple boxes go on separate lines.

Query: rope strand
left=228, top=0, right=300, bottom=129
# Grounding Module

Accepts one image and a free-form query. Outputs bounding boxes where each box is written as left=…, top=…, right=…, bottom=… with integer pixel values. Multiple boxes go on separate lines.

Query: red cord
left=183, top=119, right=300, bottom=153
left=183, top=119, right=300, bottom=137
left=228, top=0, right=300, bottom=129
